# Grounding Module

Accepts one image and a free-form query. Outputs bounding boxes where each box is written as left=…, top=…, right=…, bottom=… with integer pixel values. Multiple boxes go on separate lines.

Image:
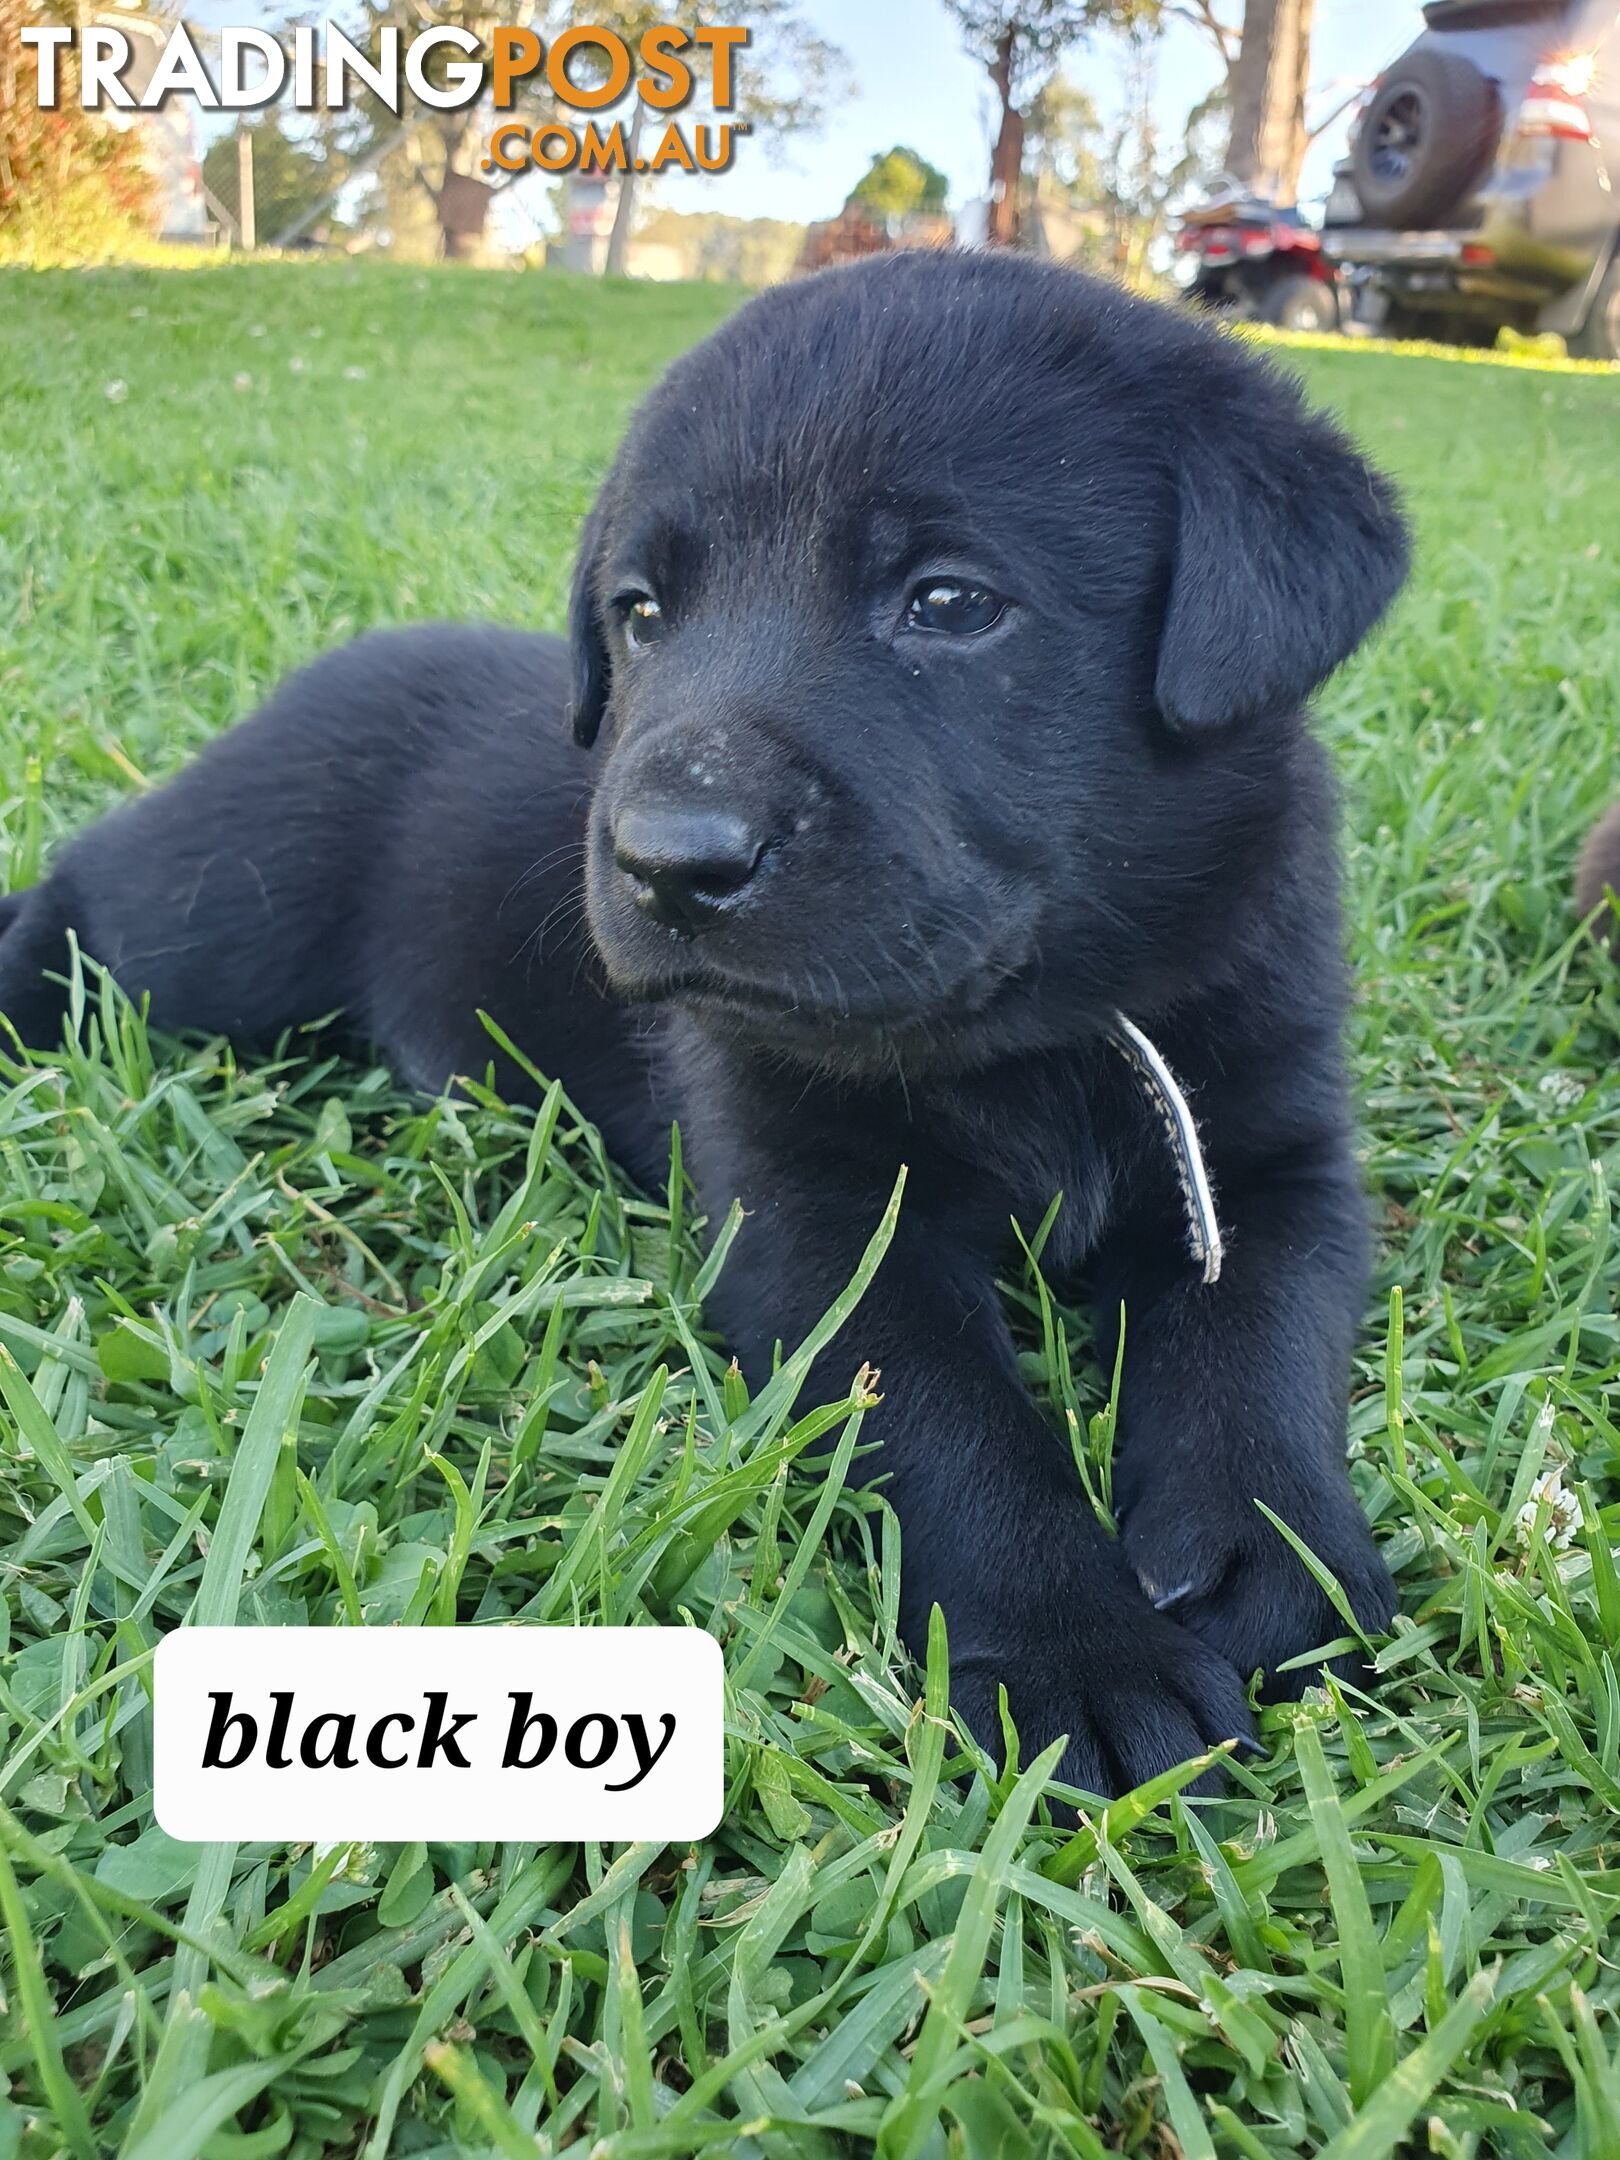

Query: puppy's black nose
left=612, top=805, right=767, bottom=931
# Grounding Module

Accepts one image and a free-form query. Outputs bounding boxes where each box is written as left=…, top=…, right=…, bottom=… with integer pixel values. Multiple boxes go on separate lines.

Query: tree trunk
left=986, top=28, right=1024, bottom=247
left=236, top=129, right=255, bottom=250
left=1225, top=0, right=1315, bottom=204
left=604, top=102, right=645, bottom=276
left=436, top=169, right=494, bottom=261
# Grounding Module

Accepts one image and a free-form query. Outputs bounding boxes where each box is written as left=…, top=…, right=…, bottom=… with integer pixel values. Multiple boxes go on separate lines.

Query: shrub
left=0, top=2, right=156, bottom=264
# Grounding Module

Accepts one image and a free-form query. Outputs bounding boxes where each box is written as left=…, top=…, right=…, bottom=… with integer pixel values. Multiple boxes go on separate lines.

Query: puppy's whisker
left=498, top=840, right=588, bottom=920
left=508, top=890, right=595, bottom=988
left=534, top=890, right=592, bottom=944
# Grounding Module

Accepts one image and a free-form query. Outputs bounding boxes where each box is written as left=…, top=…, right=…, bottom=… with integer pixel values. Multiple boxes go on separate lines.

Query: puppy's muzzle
left=611, top=803, right=769, bottom=933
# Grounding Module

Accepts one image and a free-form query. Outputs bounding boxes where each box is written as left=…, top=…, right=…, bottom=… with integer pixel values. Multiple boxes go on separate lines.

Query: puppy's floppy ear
left=566, top=496, right=611, bottom=750
left=1156, top=366, right=1409, bottom=735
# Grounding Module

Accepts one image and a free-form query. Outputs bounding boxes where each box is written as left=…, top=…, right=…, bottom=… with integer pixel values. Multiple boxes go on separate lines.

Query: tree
left=847, top=145, right=949, bottom=222
left=331, top=0, right=842, bottom=267
left=1026, top=56, right=1223, bottom=281
left=1222, top=0, right=1313, bottom=199
left=1024, top=76, right=1106, bottom=206
left=0, top=0, right=154, bottom=261
left=204, top=118, right=340, bottom=250
left=330, top=0, right=556, bottom=262
left=1173, top=0, right=1316, bottom=203
left=943, top=0, right=1161, bottom=245
left=592, top=0, right=843, bottom=276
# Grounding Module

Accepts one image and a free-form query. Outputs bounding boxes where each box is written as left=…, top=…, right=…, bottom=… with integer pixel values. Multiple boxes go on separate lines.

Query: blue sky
left=185, top=1, right=1427, bottom=225
left=648, top=0, right=1426, bottom=222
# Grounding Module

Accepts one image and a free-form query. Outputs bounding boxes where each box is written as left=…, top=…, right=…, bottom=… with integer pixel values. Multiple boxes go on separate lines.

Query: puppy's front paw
left=952, top=1596, right=1255, bottom=1799
left=1118, top=1456, right=1395, bottom=1698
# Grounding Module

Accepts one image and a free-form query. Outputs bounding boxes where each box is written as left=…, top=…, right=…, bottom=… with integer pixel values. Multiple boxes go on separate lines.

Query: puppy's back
left=0, top=624, right=574, bottom=1049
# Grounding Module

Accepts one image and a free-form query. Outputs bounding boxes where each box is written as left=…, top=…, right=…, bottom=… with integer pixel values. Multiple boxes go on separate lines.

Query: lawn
left=2, top=260, right=1619, bottom=2159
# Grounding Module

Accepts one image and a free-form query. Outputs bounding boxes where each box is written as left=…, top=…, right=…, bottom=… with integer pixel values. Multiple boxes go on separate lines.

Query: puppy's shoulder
left=270, top=623, right=570, bottom=730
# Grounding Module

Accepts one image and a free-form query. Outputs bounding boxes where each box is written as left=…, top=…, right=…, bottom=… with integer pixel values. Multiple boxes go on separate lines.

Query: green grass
left=2, top=259, right=1620, bottom=2158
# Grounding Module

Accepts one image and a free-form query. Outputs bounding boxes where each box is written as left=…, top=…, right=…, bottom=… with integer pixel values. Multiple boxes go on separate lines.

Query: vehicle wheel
left=1572, top=252, right=1620, bottom=362
left=1352, top=50, right=1501, bottom=229
left=1381, top=303, right=1432, bottom=344
left=1383, top=303, right=1469, bottom=345
left=1264, top=275, right=1340, bottom=333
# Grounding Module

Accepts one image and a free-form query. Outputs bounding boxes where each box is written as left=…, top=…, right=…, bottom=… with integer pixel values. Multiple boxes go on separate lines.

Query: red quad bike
left=1173, top=186, right=1342, bottom=332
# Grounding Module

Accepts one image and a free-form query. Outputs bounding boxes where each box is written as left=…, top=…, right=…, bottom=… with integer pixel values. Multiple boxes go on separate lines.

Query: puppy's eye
left=906, top=580, right=1006, bottom=635
left=621, top=595, right=667, bottom=652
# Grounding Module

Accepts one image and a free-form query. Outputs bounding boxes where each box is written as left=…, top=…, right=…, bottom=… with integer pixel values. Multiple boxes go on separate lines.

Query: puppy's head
left=569, top=253, right=1407, bottom=1074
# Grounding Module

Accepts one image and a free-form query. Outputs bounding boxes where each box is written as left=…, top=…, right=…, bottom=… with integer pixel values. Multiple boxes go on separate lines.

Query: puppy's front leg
left=707, top=1172, right=1255, bottom=1797
left=1097, top=1158, right=1396, bottom=1693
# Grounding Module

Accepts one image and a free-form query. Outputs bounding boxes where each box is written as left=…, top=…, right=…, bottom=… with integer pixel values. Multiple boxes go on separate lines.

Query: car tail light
left=1460, top=242, right=1495, bottom=265
left=1518, top=53, right=1597, bottom=141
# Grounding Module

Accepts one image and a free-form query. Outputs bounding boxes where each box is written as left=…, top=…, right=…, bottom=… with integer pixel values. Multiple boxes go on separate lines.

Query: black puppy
left=0, top=253, right=1407, bottom=1795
